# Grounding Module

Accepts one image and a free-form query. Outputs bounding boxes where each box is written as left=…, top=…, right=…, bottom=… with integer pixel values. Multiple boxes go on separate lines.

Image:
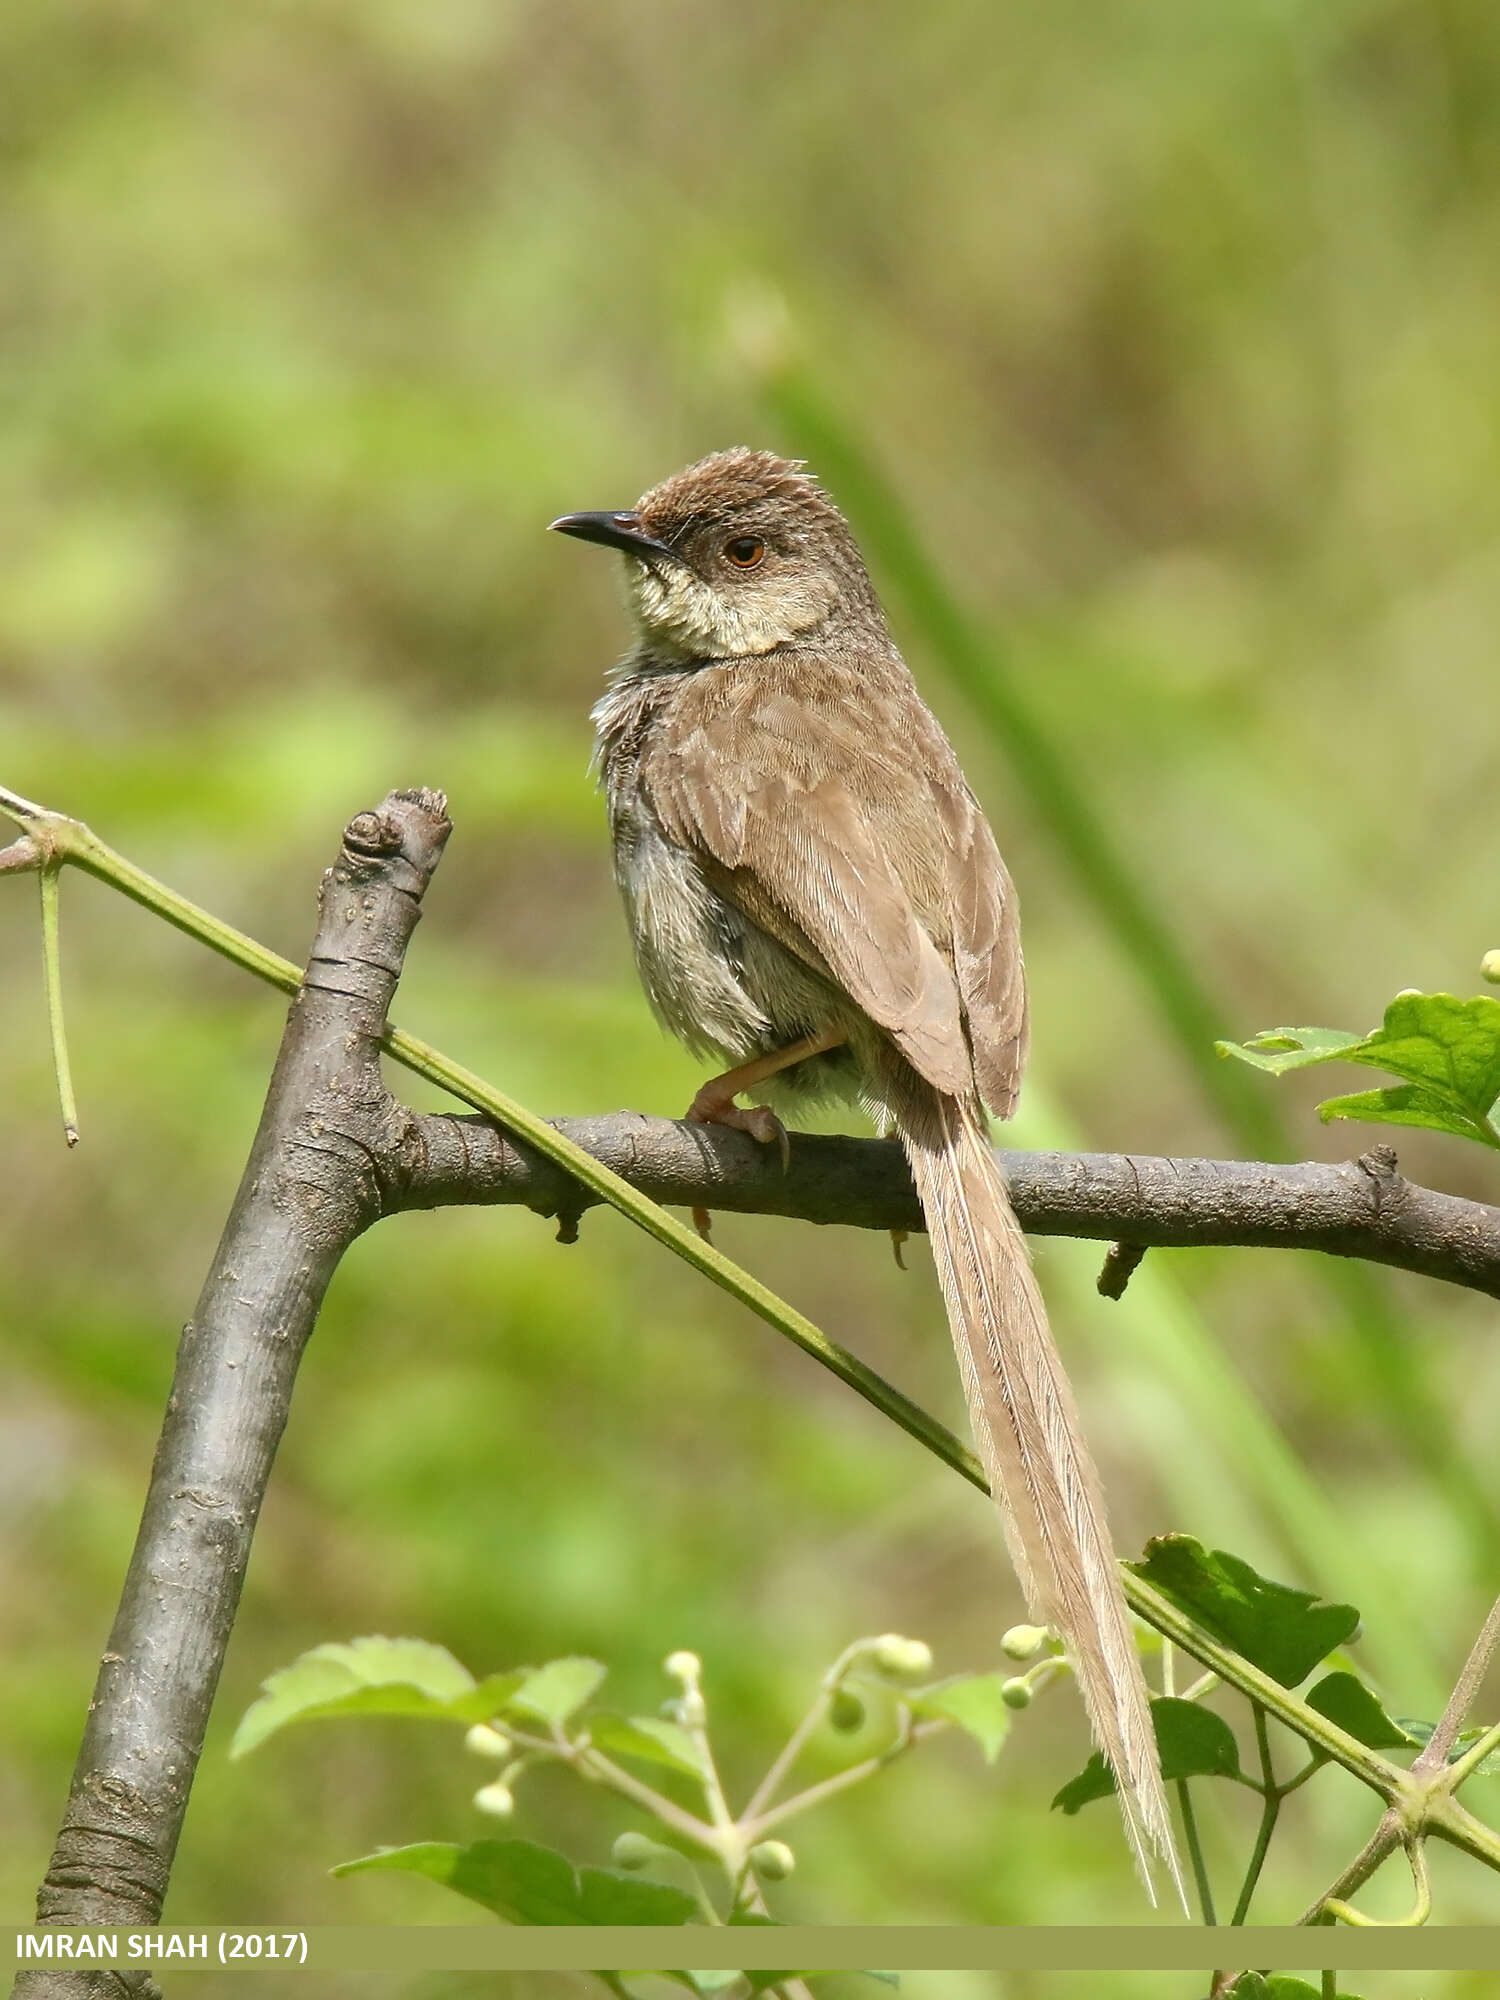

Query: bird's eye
left=723, top=535, right=765, bottom=568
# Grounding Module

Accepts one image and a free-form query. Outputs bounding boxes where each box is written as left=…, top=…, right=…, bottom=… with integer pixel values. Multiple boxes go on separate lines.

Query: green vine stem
left=9, top=786, right=1500, bottom=1894
left=38, top=862, right=79, bottom=1146
left=1175, top=1777, right=1216, bottom=1925
left=1229, top=1704, right=1281, bottom=1925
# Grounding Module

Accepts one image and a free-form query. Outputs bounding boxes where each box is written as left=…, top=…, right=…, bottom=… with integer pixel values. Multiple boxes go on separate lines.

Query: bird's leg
left=686, top=1030, right=844, bottom=1238
left=873, top=1111, right=908, bottom=1268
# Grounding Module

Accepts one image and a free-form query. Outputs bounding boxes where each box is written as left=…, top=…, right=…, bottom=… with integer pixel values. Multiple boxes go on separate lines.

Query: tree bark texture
left=16, top=790, right=451, bottom=1998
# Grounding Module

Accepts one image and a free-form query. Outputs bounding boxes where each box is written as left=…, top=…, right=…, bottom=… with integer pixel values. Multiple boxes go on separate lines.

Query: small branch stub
left=1097, top=1240, right=1147, bottom=1299
left=0, top=833, right=41, bottom=874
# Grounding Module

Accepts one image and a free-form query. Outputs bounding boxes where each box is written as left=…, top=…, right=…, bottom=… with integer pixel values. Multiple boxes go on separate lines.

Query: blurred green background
left=5, top=0, right=1500, bottom=1940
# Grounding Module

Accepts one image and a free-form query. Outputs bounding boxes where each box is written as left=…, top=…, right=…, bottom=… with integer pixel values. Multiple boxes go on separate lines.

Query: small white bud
left=611, top=1830, right=656, bottom=1870
left=1000, top=1624, right=1048, bottom=1661
left=872, top=1634, right=934, bottom=1679
left=473, top=1780, right=514, bottom=1818
left=748, top=1839, right=796, bottom=1880
left=1001, top=1677, right=1033, bottom=1710
left=464, top=1723, right=511, bottom=1760
left=1481, top=950, right=1500, bottom=985
left=664, top=1650, right=701, bottom=1683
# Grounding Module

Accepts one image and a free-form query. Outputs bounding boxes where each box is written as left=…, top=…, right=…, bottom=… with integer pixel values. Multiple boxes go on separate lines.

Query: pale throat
left=624, top=560, right=827, bottom=663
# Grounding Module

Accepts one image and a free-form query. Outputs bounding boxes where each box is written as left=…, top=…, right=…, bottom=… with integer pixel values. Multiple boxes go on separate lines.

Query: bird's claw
left=686, top=1095, right=791, bottom=1172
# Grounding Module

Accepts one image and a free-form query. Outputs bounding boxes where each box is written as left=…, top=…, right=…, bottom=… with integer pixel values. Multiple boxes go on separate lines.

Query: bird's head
left=551, top=448, right=884, bottom=662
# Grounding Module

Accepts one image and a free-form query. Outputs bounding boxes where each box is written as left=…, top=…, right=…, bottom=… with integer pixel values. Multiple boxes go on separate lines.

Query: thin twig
left=1175, top=1778, right=1216, bottom=1925
left=0, top=834, right=41, bottom=873
left=1435, top=1714, right=1500, bottom=1793
left=1412, top=1592, right=1500, bottom=1773
left=740, top=1640, right=870, bottom=1822
left=740, top=1716, right=943, bottom=1841
left=1230, top=1705, right=1280, bottom=1925
left=38, top=865, right=78, bottom=1146
left=1299, top=1812, right=1404, bottom=1925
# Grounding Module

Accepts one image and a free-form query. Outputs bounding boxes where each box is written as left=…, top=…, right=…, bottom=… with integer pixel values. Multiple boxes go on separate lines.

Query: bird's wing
left=928, top=759, right=1029, bottom=1119
left=645, top=667, right=975, bottom=1098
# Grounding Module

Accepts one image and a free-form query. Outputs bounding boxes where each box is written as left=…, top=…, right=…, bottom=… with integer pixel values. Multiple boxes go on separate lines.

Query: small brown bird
left=553, top=448, right=1180, bottom=1899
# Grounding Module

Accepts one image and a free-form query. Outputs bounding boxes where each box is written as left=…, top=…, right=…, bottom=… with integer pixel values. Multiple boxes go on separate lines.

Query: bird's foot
left=686, top=1089, right=792, bottom=1172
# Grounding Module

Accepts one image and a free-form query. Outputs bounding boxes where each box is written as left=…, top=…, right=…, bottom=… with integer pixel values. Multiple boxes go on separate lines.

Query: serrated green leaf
left=1316, top=1082, right=1496, bottom=1146
left=1052, top=1696, right=1240, bottom=1813
left=577, top=1865, right=698, bottom=1925
left=334, top=1837, right=695, bottom=1925
left=447, top=1671, right=531, bottom=1722
left=1218, top=992, right=1500, bottom=1149
left=1129, top=1536, right=1358, bottom=1686
left=589, top=1712, right=709, bottom=1779
left=504, top=1657, right=608, bottom=1728
left=1304, top=1672, right=1414, bottom=1750
left=1215, top=1028, right=1362, bottom=1074
left=910, top=1674, right=1013, bottom=1763
left=231, top=1637, right=479, bottom=1758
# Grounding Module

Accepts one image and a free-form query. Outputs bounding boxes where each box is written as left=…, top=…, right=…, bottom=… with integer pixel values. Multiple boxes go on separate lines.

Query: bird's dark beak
left=548, top=510, right=687, bottom=565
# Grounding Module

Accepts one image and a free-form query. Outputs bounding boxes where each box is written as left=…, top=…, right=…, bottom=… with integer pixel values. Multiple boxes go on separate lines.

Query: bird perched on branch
left=552, top=447, right=1180, bottom=1901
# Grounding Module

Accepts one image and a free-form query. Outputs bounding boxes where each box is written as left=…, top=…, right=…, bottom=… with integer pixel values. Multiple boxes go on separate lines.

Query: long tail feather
left=898, top=1086, right=1184, bottom=1906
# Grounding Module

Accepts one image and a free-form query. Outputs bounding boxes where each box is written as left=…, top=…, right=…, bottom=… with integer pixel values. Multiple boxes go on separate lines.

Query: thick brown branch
left=17, top=790, right=451, bottom=1997
left=391, top=1115, right=1500, bottom=1301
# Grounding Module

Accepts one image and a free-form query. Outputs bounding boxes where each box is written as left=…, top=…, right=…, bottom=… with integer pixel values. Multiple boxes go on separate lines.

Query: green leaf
left=333, top=1838, right=696, bottom=1925
left=744, top=1978, right=897, bottom=1997
left=1052, top=1696, right=1240, bottom=1812
left=448, top=1671, right=532, bottom=1723
left=588, top=1712, right=709, bottom=1779
left=1227, top=1982, right=1365, bottom=2000
left=910, top=1674, right=1013, bottom=1762
left=577, top=1865, right=696, bottom=1925
left=1304, top=1672, right=1414, bottom=1750
left=671, top=1968, right=894, bottom=1999
left=504, top=1657, right=608, bottom=1728
left=1215, top=1027, right=1363, bottom=1074
left=1153, top=1697, right=1242, bottom=1779
left=1313, top=1081, right=1490, bottom=1146
left=1129, top=1536, right=1359, bottom=1686
left=231, top=1637, right=482, bottom=1758
left=1218, top=992, right=1500, bottom=1149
